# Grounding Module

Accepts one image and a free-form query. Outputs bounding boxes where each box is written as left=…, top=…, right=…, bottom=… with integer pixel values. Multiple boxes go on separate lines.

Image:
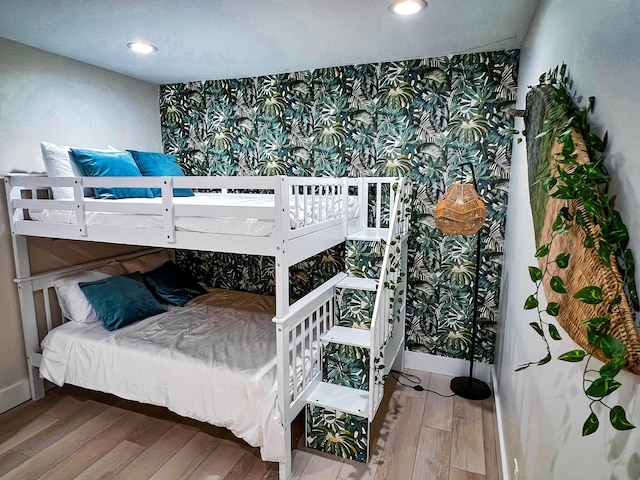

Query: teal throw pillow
left=70, top=149, right=154, bottom=199
left=127, top=150, right=194, bottom=197
left=79, top=272, right=165, bottom=330
left=142, top=261, right=207, bottom=306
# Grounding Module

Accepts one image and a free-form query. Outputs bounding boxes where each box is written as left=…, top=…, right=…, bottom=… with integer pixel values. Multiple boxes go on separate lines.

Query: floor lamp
left=434, top=163, right=491, bottom=400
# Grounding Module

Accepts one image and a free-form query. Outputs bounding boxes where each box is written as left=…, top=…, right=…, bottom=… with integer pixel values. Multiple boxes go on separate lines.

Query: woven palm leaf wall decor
left=524, top=82, right=640, bottom=375
left=521, top=66, right=638, bottom=434
left=161, top=51, right=519, bottom=363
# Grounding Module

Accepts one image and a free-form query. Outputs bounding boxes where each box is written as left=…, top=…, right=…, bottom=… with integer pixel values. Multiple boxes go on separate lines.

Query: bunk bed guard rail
left=5, top=175, right=352, bottom=254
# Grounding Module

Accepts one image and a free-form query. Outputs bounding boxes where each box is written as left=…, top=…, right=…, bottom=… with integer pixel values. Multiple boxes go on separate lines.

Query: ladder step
left=336, top=276, right=378, bottom=291
left=322, top=325, right=371, bottom=349
left=347, top=228, right=388, bottom=242
left=306, top=380, right=369, bottom=417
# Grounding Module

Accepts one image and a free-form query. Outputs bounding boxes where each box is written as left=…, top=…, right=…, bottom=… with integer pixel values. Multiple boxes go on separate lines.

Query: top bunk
left=4, top=174, right=404, bottom=268
left=5, top=174, right=353, bottom=265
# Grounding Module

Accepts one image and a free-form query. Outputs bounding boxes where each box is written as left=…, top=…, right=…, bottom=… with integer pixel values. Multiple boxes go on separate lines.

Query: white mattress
left=28, top=193, right=357, bottom=237
left=39, top=289, right=290, bottom=462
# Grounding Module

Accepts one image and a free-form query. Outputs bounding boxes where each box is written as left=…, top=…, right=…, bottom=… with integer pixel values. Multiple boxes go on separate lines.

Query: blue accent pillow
left=70, top=149, right=154, bottom=199
left=127, top=150, right=194, bottom=197
left=79, top=272, right=166, bottom=331
left=142, top=261, right=207, bottom=306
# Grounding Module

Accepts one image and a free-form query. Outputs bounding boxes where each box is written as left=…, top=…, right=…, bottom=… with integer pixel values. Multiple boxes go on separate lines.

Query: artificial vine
left=517, top=64, right=638, bottom=435
left=374, top=180, right=412, bottom=388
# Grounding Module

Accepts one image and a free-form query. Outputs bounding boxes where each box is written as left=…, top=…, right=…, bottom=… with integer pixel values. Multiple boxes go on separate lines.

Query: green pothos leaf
left=546, top=302, right=560, bottom=316
left=600, top=335, right=626, bottom=360
left=600, top=358, right=626, bottom=379
left=583, top=198, right=600, bottom=218
left=529, top=322, right=544, bottom=337
left=598, top=243, right=613, bottom=267
left=558, top=349, right=586, bottom=362
left=587, top=327, right=601, bottom=347
left=548, top=323, right=562, bottom=340
left=535, top=244, right=550, bottom=258
left=581, top=316, right=610, bottom=328
left=583, top=412, right=599, bottom=436
left=555, top=253, right=570, bottom=268
left=609, top=406, right=635, bottom=431
left=552, top=213, right=565, bottom=232
left=524, top=295, right=539, bottom=310
left=585, top=377, right=621, bottom=398
left=584, top=234, right=596, bottom=249
left=550, top=276, right=567, bottom=293
left=562, top=132, right=576, bottom=158
left=582, top=316, right=610, bottom=347
left=529, top=266, right=543, bottom=282
left=574, top=286, right=604, bottom=304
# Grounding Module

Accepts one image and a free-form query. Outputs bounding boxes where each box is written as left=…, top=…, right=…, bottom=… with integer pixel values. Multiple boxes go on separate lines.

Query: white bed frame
left=4, top=174, right=411, bottom=479
left=5, top=175, right=354, bottom=317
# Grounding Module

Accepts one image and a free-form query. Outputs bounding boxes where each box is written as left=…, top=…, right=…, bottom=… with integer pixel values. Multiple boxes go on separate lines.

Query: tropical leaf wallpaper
left=160, top=50, right=518, bottom=363
left=323, top=342, right=370, bottom=391
left=338, top=287, right=376, bottom=330
left=306, top=405, right=369, bottom=462
left=345, top=239, right=383, bottom=279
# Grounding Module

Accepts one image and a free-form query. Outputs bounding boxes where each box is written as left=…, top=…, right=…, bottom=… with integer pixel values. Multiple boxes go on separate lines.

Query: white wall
left=496, top=1, right=640, bottom=479
left=0, top=38, right=162, bottom=413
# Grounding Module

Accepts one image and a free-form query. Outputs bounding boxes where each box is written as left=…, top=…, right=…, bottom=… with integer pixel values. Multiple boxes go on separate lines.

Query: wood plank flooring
left=0, top=371, right=501, bottom=479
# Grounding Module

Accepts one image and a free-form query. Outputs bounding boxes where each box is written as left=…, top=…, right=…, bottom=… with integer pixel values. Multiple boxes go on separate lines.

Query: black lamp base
left=450, top=376, right=491, bottom=400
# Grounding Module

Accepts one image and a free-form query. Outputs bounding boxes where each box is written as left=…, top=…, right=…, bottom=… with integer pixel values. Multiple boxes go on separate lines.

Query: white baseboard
left=0, top=379, right=31, bottom=414
left=402, top=350, right=492, bottom=384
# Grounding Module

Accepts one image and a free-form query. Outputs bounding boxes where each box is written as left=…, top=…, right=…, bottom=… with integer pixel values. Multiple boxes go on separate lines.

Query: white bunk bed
left=6, top=175, right=353, bottom=316
left=4, top=173, right=411, bottom=479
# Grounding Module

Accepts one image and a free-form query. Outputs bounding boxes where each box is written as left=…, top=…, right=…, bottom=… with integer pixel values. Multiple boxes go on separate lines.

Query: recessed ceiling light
left=127, top=41, right=158, bottom=54
left=388, top=0, right=427, bottom=15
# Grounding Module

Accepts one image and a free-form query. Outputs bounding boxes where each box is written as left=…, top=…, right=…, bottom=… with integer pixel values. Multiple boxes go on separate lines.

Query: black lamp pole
left=449, top=163, right=491, bottom=400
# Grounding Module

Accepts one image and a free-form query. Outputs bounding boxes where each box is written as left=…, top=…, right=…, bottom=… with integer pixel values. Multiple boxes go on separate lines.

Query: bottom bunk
left=14, top=249, right=344, bottom=478
left=40, top=287, right=292, bottom=463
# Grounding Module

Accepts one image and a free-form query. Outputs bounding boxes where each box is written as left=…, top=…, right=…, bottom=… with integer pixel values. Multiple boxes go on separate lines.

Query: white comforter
left=28, top=193, right=357, bottom=237
left=39, top=289, right=287, bottom=462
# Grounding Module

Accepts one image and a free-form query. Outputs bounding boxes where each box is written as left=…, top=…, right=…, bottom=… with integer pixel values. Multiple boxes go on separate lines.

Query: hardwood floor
left=0, top=370, right=501, bottom=479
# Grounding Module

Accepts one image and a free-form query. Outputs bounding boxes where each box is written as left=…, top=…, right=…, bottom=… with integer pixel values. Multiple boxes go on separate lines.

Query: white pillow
left=40, top=142, right=119, bottom=199
left=54, top=270, right=110, bottom=324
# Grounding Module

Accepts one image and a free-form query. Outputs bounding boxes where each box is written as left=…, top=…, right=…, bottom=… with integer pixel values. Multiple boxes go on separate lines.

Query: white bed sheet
left=28, top=193, right=357, bottom=237
left=39, top=288, right=288, bottom=462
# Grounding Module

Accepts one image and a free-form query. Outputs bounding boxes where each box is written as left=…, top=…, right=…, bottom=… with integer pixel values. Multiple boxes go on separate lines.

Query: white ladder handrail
left=368, top=177, right=411, bottom=419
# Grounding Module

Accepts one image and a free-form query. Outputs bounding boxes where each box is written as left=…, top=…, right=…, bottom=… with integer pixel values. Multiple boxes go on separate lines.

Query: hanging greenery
left=518, top=64, right=639, bottom=435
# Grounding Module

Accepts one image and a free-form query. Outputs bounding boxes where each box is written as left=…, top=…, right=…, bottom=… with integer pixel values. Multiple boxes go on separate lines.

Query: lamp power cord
left=389, top=370, right=457, bottom=397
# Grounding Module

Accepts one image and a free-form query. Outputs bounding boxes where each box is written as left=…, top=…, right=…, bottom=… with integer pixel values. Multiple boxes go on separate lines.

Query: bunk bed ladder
left=304, top=177, right=411, bottom=463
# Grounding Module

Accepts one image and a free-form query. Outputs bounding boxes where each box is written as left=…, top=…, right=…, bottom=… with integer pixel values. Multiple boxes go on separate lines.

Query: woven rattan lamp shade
left=434, top=182, right=486, bottom=235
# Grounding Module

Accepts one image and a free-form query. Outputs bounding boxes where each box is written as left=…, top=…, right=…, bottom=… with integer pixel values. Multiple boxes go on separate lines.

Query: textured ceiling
left=0, top=0, right=539, bottom=85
